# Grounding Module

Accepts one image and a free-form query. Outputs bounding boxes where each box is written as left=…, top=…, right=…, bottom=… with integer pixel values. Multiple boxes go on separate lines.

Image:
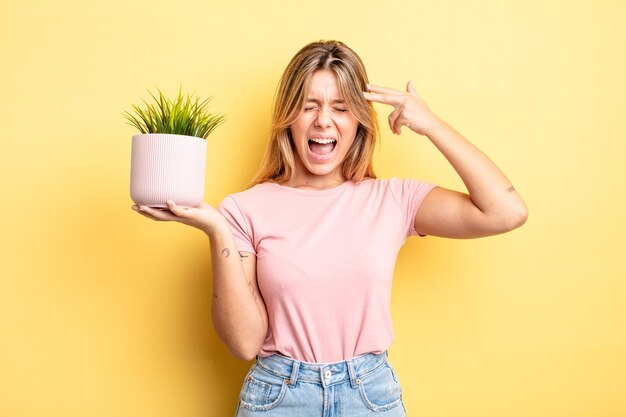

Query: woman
left=132, top=40, right=527, bottom=416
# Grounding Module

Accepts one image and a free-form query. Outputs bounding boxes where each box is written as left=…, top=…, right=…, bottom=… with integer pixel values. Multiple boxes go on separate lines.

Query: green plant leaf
left=124, top=86, right=226, bottom=139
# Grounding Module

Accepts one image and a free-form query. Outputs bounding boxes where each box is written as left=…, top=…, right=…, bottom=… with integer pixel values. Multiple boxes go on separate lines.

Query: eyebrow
left=305, top=98, right=346, bottom=104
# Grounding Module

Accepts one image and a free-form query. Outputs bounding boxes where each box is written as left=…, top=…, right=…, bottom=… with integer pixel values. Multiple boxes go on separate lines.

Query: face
left=288, top=69, right=359, bottom=186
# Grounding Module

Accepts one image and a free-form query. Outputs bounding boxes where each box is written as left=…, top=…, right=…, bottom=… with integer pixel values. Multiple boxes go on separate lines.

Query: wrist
left=422, top=116, right=447, bottom=138
left=204, top=219, right=230, bottom=239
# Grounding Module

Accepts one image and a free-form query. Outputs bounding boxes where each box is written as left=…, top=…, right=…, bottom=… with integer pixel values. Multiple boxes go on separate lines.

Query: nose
left=315, top=106, right=332, bottom=127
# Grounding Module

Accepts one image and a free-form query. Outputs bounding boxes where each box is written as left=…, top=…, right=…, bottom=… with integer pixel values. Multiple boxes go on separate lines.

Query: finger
left=407, top=80, right=418, bottom=95
left=366, top=84, right=404, bottom=96
left=363, top=91, right=402, bottom=106
left=385, top=105, right=399, bottom=134
left=166, top=200, right=191, bottom=218
left=388, top=108, right=403, bottom=134
left=363, top=91, right=387, bottom=104
left=394, top=117, right=409, bottom=135
left=133, top=206, right=160, bottom=221
left=138, top=205, right=179, bottom=221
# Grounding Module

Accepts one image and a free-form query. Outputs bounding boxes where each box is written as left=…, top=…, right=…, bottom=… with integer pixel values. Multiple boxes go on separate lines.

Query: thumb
left=407, top=80, right=417, bottom=95
left=167, top=200, right=189, bottom=217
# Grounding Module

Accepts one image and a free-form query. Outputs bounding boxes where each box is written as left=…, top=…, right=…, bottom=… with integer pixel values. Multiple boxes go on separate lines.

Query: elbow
left=225, top=334, right=265, bottom=362
left=231, top=347, right=259, bottom=362
left=211, top=308, right=268, bottom=362
left=229, top=344, right=261, bottom=362
left=500, top=203, right=529, bottom=232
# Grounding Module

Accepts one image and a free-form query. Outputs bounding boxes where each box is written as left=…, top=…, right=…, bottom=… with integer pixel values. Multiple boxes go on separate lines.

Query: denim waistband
left=255, top=351, right=389, bottom=389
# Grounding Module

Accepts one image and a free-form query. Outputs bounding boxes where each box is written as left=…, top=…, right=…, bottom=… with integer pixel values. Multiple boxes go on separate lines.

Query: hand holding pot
left=132, top=200, right=227, bottom=237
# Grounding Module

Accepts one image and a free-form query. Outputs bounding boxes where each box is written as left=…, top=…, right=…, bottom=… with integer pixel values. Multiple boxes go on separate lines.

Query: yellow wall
left=1, top=1, right=624, bottom=416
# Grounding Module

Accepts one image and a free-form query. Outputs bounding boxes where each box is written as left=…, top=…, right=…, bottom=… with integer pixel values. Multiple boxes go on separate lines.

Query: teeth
left=309, top=138, right=337, bottom=144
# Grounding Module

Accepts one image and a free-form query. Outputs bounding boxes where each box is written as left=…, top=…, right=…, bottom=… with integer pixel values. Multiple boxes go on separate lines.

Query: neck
left=287, top=158, right=346, bottom=190
left=286, top=175, right=346, bottom=190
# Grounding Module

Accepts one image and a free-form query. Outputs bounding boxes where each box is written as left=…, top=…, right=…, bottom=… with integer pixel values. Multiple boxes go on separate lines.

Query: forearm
left=208, top=225, right=267, bottom=360
left=365, top=82, right=527, bottom=235
left=425, top=118, right=528, bottom=227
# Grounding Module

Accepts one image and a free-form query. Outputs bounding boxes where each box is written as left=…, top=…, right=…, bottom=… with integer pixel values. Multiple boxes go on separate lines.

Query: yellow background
left=1, top=0, right=624, bottom=416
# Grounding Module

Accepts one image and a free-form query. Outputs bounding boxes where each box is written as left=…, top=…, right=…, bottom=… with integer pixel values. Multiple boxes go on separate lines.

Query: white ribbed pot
left=130, top=133, right=206, bottom=208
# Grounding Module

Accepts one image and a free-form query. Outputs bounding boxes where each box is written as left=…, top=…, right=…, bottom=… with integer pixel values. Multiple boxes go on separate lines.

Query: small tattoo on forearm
left=239, top=252, right=249, bottom=261
left=507, top=186, right=516, bottom=193
left=221, top=248, right=231, bottom=258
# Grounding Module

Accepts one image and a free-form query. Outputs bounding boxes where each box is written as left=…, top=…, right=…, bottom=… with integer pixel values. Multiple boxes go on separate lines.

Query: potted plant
left=125, top=87, right=225, bottom=208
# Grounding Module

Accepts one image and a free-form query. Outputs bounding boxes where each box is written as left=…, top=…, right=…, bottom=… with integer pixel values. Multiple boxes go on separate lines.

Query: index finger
left=366, top=84, right=404, bottom=95
left=363, top=91, right=403, bottom=106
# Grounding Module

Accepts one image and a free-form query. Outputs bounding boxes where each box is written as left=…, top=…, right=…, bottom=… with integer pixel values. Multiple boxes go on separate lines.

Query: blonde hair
left=249, top=40, right=378, bottom=187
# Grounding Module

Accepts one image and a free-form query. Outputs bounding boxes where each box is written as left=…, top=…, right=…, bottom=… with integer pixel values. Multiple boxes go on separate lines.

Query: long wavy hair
left=249, top=40, right=378, bottom=187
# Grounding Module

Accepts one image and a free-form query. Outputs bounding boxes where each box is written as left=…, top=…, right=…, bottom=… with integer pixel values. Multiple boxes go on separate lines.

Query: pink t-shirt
left=217, top=177, right=436, bottom=363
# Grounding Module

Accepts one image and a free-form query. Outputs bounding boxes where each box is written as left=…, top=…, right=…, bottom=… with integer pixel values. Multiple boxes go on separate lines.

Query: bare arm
left=208, top=225, right=268, bottom=360
left=364, top=82, right=528, bottom=238
left=132, top=201, right=268, bottom=360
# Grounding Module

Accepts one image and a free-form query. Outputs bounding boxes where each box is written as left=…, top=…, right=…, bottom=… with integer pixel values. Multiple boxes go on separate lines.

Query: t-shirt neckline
left=265, top=180, right=353, bottom=196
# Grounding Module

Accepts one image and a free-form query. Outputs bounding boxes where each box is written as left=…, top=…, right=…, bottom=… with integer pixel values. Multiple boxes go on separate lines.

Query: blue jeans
left=235, top=351, right=407, bottom=416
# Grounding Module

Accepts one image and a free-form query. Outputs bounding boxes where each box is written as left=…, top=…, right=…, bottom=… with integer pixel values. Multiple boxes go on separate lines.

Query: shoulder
left=221, top=182, right=276, bottom=203
left=218, top=182, right=282, bottom=217
left=357, top=177, right=437, bottom=207
left=352, top=177, right=393, bottom=189
left=354, top=177, right=431, bottom=192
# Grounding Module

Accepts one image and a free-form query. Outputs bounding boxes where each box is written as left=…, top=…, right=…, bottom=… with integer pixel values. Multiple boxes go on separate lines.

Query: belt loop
left=385, top=350, right=391, bottom=366
left=287, top=359, right=300, bottom=387
left=319, top=366, right=327, bottom=388
left=347, top=358, right=358, bottom=389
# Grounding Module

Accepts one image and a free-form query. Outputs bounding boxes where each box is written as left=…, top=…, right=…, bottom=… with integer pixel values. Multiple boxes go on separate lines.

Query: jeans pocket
left=238, top=365, right=288, bottom=411
left=357, top=363, right=403, bottom=412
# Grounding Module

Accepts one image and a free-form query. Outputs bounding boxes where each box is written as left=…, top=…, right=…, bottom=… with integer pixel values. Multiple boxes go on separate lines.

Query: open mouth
left=308, top=137, right=337, bottom=158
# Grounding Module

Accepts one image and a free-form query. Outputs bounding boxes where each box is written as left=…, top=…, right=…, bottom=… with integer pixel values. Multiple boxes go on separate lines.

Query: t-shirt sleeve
left=216, top=196, right=256, bottom=254
left=388, top=177, right=437, bottom=239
